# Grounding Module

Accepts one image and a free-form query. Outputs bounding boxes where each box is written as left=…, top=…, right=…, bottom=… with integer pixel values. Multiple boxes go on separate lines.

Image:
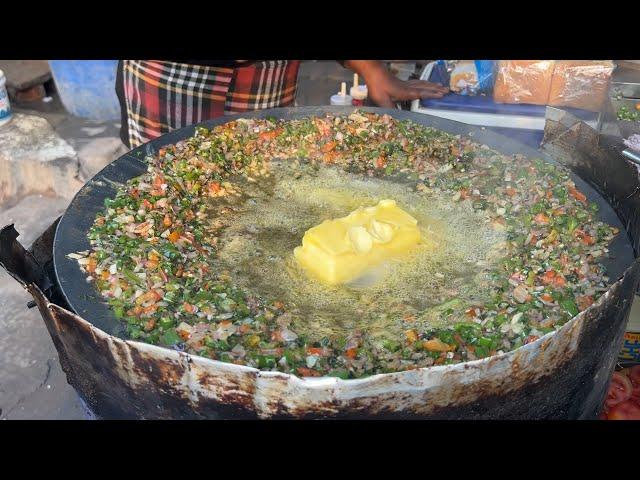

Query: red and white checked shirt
left=116, top=60, right=301, bottom=147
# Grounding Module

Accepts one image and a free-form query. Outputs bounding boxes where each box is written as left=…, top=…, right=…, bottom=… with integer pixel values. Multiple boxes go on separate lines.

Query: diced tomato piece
left=143, top=318, right=156, bottom=331
left=605, top=372, right=633, bottom=408
left=534, top=213, right=550, bottom=225
left=321, top=141, right=337, bottom=153
left=183, top=302, right=195, bottom=314
left=607, top=399, right=640, bottom=420
left=541, top=270, right=556, bottom=284
left=405, top=329, right=419, bottom=344
left=553, top=276, right=566, bottom=288
left=628, top=366, right=640, bottom=402
left=322, top=151, right=339, bottom=164
left=576, top=295, right=594, bottom=311
left=208, top=182, right=222, bottom=194
left=632, top=383, right=640, bottom=403
left=344, top=347, right=359, bottom=359
left=423, top=338, right=453, bottom=352
left=258, top=128, right=282, bottom=141
left=574, top=229, right=595, bottom=245
left=542, top=270, right=567, bottom=288
left=568, top=186, right=587, bottom=203
left=86, top=258, right=97, bottom=273
left=146, top=259, right=160, bottom=269
left=296, top=367, right=322, bottom=377
left=135, top=290, right=161, bottom=305
left=153, top=174, right=165, bottom=188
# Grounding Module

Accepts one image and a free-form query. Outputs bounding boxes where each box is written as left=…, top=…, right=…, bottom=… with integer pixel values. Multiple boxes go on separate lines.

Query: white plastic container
left=330, top=82, right=352, bottom=106
left=0, top=69, right=12, bottom=127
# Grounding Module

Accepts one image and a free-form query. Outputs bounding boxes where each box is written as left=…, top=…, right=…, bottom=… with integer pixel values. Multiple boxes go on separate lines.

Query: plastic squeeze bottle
left=330, top=82, right=353, bottom=106
left=350, top=73, right=368, bottom=106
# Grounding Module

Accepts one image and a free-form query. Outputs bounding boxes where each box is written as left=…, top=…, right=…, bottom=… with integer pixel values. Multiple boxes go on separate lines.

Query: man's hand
left=343, top=60, right=449, bottom=108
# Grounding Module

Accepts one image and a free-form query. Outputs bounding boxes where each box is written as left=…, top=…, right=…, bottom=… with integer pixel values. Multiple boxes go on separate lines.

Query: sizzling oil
left=210, top=161, right=507, bottom=343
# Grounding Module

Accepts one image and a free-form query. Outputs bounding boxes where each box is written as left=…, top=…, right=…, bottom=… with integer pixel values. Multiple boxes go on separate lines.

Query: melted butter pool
left=210, top=161, right=507, bottom=342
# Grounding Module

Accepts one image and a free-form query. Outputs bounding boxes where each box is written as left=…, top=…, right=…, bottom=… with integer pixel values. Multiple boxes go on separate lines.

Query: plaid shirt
left=116, top=60, right=301, bottom=148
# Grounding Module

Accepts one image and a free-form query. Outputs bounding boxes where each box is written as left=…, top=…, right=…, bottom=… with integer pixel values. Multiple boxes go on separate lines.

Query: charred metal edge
left=0, top=224, right=51, bottom=292
left=17, top=257, right=639, bottom=419
left=542, top=111, right=640, bottom=256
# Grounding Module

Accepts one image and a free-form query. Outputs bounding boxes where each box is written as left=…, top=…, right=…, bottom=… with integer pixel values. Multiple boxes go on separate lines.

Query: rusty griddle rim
left=23, top=263, right=640, bottom=419
left=52, top=106, right=637, bottom=350
left=51, top=275, right=630, bottom=381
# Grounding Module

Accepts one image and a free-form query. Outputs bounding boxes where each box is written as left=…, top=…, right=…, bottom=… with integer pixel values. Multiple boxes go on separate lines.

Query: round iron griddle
left=53, top=106, right=637, bottom=338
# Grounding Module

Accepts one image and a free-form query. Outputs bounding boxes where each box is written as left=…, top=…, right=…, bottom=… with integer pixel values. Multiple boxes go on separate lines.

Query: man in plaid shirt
left=116, top=60, right=448, bottom=148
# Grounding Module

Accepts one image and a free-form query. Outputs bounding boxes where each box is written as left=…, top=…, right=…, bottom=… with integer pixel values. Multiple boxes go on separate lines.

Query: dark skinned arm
left=342, top=60, right=449, bottom=108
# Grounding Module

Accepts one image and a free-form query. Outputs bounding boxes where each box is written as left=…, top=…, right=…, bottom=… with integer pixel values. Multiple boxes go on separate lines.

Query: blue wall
left=49, top=60, right=120, bottom=121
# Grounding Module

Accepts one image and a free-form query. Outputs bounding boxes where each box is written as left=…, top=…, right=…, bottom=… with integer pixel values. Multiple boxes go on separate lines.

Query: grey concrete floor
left=0, top=115, right=118, bottom=419
left=0, top=198, right=92, bottom=419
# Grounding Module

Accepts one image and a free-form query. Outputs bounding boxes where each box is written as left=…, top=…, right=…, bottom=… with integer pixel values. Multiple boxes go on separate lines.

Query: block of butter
left=294, top=199, right=421, bottom=285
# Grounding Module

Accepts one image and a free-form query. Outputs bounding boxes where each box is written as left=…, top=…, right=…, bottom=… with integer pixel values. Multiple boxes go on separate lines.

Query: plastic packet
left=448, top=60, right=495, bottom=95
left=475, top=61, right=496, bottom=93
left=548, top=61, right=615, bottom=111
left=493, top=60, right=615, bottom=112
left=493, top=60, right=555, bottom=105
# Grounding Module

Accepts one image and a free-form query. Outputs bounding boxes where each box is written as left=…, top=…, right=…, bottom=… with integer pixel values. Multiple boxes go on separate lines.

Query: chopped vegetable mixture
left=74, top=111, right=619, bottom=379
